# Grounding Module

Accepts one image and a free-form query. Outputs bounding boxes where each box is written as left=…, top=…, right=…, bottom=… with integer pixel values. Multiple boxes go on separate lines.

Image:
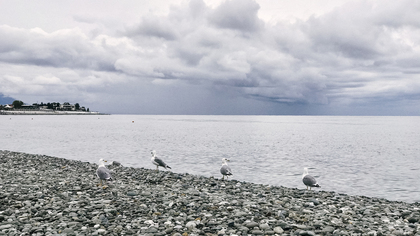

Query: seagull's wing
left=97, top=166, right=113, bottom=180
left=220, top=165, right=233, bottom=176
left=154, top=157, right=171, bottom=169
left=302, top=175, right=318, bottom=187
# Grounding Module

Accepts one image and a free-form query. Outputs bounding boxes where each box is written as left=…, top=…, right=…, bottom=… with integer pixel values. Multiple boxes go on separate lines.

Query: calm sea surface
left=1, top=115, right=419, bottom=202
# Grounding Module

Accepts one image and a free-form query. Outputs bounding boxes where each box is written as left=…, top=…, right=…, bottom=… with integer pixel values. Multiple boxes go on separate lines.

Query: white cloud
left=33, top=75, right=62, bottom=85
left=208, top=0, right=264, bottom=32
left=0, top=0, right=420, bottom=115
left=217, top=51, right=251, bottom=74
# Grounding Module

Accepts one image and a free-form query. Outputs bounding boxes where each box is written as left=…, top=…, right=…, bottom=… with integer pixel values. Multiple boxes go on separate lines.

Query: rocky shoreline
left=0, top=150, right=419, bottom=235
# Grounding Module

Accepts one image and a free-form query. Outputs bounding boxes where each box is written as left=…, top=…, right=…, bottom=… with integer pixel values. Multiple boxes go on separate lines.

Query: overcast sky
left=1, top=0, right=420, bottom=115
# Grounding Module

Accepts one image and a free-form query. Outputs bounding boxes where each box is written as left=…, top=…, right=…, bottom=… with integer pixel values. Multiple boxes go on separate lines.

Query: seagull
left=302, top=167, right=320, bottom=190
left=96, top=159, right=113, bottom=186
left=151, top=150, right=171, bottom=171
left=220, top=158, right=233, bottom=180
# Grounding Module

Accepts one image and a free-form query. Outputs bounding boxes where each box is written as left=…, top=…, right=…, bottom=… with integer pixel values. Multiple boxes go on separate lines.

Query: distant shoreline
left=0, top=110, right=109, bottom=115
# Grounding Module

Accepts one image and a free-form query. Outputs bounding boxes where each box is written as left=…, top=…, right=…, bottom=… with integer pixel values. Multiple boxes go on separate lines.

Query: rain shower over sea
left=1, top=115, right=419, bottom=203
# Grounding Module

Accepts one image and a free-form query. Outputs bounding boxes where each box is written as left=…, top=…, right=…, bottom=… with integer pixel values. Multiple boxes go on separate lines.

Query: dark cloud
left=170, top=46, right=206, bottom=66
left=0, top=26, right=117, bottom=71
left=1, top=0, right=420, bottom=115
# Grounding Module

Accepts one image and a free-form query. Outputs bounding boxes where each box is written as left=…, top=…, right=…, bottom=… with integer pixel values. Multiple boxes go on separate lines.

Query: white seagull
left=96, top=158, right=113, bottom=186
left=302, top=167, right=320, bottom=190
left=151, top=150, right=171, bottom=171
left=220, top=158, right=233, bottom=180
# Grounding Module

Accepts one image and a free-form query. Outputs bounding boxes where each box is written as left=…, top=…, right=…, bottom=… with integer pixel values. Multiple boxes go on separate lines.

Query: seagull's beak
left=104, top=160, right=107, bottom=162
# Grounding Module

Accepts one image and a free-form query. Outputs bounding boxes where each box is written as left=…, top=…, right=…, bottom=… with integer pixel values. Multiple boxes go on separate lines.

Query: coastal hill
left=0, top=100, right=107, bottom=115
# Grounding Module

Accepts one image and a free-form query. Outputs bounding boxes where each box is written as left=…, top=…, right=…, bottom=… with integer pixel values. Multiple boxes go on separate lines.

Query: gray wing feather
left=97, top=166, right=112, bottom=180
left=154, top=157, right=171, bottom=169
left=220, top=165, right=232, bottom=176
left=302, top=175, right=318, bottom=187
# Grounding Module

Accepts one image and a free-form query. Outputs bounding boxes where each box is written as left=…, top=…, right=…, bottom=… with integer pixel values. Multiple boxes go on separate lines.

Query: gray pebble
left=0, top=150, right=418, bottom=236
left=251, top=229, right=264, bottom=235
left=245, top=221, right=259, bottom=228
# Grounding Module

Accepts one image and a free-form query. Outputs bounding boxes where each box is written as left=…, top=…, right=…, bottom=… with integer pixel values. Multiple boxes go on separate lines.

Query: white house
left=60, top=103, right=76, bottom=111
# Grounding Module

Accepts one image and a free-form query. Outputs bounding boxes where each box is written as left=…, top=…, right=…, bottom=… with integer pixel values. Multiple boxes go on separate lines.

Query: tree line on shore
left=0, top=100, right=89, bottom=112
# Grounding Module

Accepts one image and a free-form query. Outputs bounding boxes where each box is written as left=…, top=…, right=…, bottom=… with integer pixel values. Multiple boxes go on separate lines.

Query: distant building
left=61, top=103, right=75, bottom=111
left=50, top=102, right=60, bottom=110
left=1, top=102, right=90, bottom=112
left=21, top=104, right=36, bottom=109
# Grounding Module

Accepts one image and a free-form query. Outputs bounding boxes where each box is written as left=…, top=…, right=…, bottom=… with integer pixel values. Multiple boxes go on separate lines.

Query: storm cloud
left=0, top=0, right=419, bottom=115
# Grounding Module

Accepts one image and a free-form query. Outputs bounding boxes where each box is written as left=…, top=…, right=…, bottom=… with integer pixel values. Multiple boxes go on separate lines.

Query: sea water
left=1, top=115, right=419, bottom=202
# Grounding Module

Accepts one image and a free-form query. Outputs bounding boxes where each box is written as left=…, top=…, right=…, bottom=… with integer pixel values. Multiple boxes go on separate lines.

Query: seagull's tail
left=166, top=165, right=171, bottom=169
left=313, top=184, right=320, bottom=188
left=106, top=176, right=114, bottom=181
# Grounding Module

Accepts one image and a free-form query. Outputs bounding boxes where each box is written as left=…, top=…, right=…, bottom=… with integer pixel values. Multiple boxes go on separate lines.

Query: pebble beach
left=0, top=150, right=419, bottom=236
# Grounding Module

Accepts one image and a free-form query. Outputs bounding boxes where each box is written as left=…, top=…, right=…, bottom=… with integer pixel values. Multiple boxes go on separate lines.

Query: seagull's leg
left=306, top=186, right=308, bottom=190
